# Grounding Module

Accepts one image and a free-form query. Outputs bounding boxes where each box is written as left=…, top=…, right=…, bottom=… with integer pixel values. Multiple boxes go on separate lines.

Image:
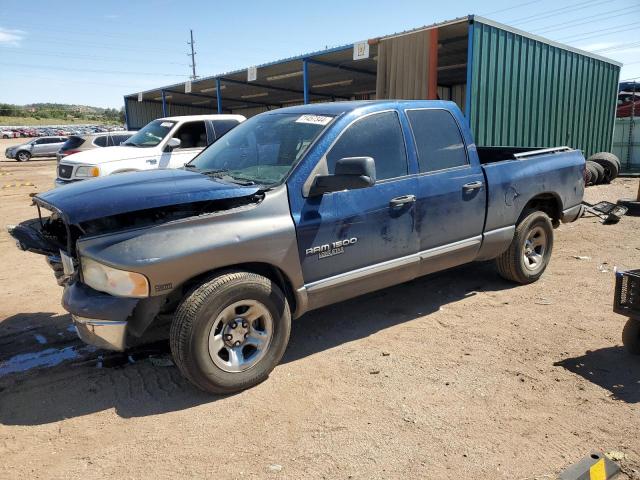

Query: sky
left=0, top=0, right=639, bottom=109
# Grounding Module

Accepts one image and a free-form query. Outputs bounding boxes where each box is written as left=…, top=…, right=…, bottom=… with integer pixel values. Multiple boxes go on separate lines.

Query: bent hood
left=60, top=146, right=152, bottom=164
left=36, top=169, right=260, bottom=224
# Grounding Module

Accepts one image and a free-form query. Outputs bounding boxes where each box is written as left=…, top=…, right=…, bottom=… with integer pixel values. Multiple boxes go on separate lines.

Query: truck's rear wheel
left=170, top=270, right=291, bottom=394
left=495, top=211, right=554, bottom=284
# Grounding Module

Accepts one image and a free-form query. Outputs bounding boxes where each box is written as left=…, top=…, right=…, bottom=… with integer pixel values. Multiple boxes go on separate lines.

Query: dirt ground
left=1, top=137, right=639, bottom=480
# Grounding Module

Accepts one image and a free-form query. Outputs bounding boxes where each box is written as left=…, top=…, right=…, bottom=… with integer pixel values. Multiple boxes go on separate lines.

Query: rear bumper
left=561, top=204, right=584, bottom=223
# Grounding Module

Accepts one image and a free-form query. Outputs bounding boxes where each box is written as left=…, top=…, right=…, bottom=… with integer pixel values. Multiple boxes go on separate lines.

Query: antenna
left=187, top=29, right=197, bottom=80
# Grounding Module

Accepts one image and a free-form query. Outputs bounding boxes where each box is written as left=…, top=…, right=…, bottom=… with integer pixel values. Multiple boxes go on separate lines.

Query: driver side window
left=326, top=111, right=407, bottom=181
left=172, top=121, right=207, bottom=149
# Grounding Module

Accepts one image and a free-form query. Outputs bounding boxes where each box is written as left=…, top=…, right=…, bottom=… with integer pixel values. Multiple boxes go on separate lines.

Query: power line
left=0, top=48, right=190, bottom=66
left=0, top=62, right=190, bottom=78
left=557, top=21, right=640, bottom=41
left=13, top=36, right=185, bottom=56
left=592, top=41, right=640, bottom=53
left=534, top=6, right=640, bottom=34
left=479, top=0, right=544, bottom=16
left=505, top=0, right=611, bottom=25
left=5, top=73, right=161, bottom=89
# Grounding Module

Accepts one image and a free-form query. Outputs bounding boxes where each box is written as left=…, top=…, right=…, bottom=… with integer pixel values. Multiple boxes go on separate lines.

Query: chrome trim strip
left=305, top=236, right=482, bottom=292
left=483, top=225, right=514, bottom=236
left=418, top=236, right=481, bottom=260
left=305, top=253, right=419, bottom=292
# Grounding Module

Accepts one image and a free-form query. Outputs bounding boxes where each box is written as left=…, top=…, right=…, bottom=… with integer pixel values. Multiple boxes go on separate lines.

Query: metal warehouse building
left=124, top=15, right=621, bottom=157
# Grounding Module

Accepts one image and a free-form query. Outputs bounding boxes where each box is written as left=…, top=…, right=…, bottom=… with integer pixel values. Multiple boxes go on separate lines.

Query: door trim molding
left=304, top=235, right=482, bottom=293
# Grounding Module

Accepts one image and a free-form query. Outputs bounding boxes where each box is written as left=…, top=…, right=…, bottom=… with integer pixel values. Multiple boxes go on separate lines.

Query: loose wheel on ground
left=590, top=162, right=605, bottom=185
left=170, top=270, right=291, bottom=394
left=585, top=163, right=595, bottom=186
left=622, top=318, right=640, bottom=355
left=587, top=152, right=620, bottom=183
left=16, top=151, right=31, bottom=162
left=495, top=210, right=554, bottom=284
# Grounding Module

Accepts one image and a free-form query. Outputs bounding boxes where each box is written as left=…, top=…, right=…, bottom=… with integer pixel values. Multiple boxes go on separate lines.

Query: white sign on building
left=353, top=41, right=369, bottom=61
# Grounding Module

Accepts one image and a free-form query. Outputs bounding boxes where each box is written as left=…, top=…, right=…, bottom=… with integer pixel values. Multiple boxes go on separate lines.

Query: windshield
left=188, top=113, right=333, bottom=186
left=123, top=120, right=176, bottom=148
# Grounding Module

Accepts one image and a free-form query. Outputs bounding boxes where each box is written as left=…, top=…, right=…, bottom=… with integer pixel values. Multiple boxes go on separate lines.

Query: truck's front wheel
left=170, top=271, right=291, bottom=394
left=495, top=210, right=554, bottom=284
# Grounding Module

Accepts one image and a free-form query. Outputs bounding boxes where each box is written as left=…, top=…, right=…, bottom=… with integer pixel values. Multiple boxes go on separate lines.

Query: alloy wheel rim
left=208, top=299, right=273, bottom=373
left=523, top=226, right=547, bottom=272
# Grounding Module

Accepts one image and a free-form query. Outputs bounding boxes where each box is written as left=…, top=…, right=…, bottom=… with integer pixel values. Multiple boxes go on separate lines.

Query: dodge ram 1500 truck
left=9, top=100, right=585, bottom=394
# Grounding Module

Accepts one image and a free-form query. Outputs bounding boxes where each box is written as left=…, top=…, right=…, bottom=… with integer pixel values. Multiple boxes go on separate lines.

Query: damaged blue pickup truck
left=9, top=101, right=585, bottom=393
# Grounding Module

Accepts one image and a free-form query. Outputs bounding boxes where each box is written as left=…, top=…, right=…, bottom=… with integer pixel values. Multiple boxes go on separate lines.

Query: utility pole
left=187, top=29, right=197, bottom=80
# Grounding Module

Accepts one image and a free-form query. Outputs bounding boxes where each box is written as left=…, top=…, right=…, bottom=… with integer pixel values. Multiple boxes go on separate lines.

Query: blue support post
left=216, top=78, right=223, bottom=113
left=303, top=59, right=309, bottom=105
left=464, top=19, right=474, bottom=126
left=161, top=90, right=167, bottom=117
left=123, top=97, right=130, bottom=129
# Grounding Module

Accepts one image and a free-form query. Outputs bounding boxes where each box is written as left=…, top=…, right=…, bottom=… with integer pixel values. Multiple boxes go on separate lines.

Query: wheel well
left=519, top=193, right=562, bottom=225
left=180, top=263, right=298, bottom=314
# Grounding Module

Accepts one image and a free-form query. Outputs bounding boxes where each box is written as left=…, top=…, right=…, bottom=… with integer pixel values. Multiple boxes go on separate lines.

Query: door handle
left=462, top=181, right=483, bottom=191
left=146, top=159, right=158, bottom=164
left=389, top=194, right=416, bottom=207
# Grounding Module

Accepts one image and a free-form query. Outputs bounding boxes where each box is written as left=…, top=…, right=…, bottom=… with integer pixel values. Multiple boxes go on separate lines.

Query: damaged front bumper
left=62, top=280, right=171, bottom=352
left=73, top=316, right=128, bottom=351
left=63, top=282, right=140, bottom=351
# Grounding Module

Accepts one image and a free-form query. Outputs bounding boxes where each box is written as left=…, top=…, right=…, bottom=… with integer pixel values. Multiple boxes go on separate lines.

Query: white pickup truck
left=55, top=114, right=245, bottom=186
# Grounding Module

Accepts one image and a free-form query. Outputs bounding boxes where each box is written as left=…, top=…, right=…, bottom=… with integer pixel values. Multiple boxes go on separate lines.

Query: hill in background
left=0, top=103, right=124, bottom=125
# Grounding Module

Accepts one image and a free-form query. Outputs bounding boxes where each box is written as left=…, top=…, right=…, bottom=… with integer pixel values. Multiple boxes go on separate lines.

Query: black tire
left=16, top=151, right=31, bottom=162
left=590, top=162, right=605, bottom=184
left=585, top=163, right=595, bottom=186
left=587, top=152, right=620, bottom=183
left=495, top=210, right=554, bottom=284
left=170, top=270, right=291, bottom=394
left=586, top=162, right=599, bottom=186
left=622, top=318, right=640, bottom=355
left=2, top=134, right=8, bottom=139
left=617, top=199, right=640, bottom=217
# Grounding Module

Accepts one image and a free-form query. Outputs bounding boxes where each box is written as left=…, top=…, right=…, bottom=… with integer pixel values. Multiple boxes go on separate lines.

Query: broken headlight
left=81, top=257, right=149, bottom=298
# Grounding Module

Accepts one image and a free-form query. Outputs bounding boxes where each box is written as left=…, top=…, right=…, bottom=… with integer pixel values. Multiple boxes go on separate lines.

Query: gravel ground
left=0, top=146, right=639, bottom=479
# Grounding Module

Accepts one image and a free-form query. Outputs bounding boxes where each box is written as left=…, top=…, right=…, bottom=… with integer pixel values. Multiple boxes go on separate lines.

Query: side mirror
left=309, top=157, right=376, bottom=196
left=165, top=137, right=181, bottom=151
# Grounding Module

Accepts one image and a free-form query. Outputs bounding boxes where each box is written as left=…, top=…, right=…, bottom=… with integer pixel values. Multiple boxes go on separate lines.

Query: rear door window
left=326, top=111, right=407, bottom=180
left=406, top=109, right=468, bottom=173
left=94, top=136, right=107, bottom=147
left=172, top=121, right=207, bottom=148
left=212, top=119, right=240, bottom=139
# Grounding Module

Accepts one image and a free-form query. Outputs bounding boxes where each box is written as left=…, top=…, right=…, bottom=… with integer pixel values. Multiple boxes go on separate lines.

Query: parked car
left=55, top=115, right=244, bottom=186
left=57, top=131, right=135, bottom=162
left=4, top=136, right=67, bottom=161
left=9, top=100, right=585, bottom=394
left=1, top=129, right=17, bottom=139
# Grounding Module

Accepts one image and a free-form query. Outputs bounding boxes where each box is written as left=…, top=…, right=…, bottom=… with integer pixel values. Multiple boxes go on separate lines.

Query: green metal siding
left=469, top=21, right=620, bottom=157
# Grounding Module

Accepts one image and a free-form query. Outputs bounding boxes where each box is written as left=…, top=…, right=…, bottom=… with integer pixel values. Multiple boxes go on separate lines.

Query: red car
left=617, top=92, right=640, bottom=118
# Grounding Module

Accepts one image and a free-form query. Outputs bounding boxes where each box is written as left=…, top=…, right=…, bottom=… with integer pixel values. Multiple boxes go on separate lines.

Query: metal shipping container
left=468, top=18, right=620, bottom=158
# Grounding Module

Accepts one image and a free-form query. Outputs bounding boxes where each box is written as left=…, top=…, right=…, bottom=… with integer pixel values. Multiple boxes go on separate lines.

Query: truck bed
left=477, top=146, right=567, bottom=164
left=479, top=146, right=585, bottom=233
